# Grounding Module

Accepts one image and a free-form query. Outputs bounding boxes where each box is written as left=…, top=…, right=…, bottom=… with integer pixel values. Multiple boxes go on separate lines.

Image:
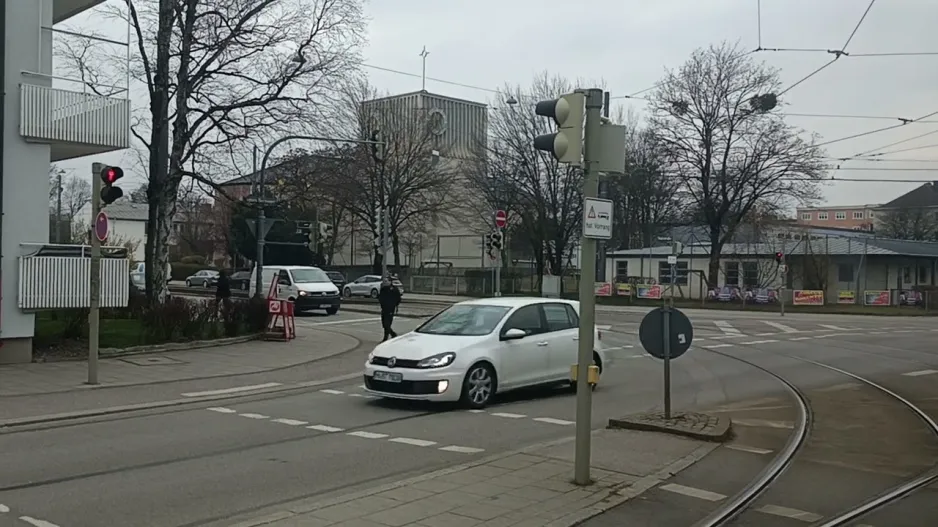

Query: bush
left=171, top=262, right=217, bottom=281
left=180, top=255, right=206, bottom=264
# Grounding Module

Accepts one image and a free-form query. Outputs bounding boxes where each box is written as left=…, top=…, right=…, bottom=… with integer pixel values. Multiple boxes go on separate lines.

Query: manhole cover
left=120, top=356, right=185, bottom=366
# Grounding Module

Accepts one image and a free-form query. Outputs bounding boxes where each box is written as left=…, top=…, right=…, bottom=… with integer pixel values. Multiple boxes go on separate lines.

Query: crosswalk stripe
left=761, top=321, right=799, bottom=333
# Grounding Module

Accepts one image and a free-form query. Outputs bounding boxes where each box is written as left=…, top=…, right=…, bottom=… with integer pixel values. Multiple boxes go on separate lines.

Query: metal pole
left=596, top=91, right=610, bottom=282
left=573, top=88, right=604, bottom=486
left=253, top=145, right=266, bottom=296
left=495, top=228, right=502, bottom=297
left=88, top=162, right=103, bottom=385
left=382, top=207, right=389, bottom=275
left=55, top=172, right=63, bottom=243
left=663, top=305, right=672, bottom=419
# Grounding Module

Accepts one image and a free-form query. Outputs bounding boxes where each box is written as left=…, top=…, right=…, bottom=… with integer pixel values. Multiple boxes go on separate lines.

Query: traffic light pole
left=88, top=162, right=103, bottom=385
left=494, top=229, right=502, bottom=297
left=574, top=88, right=604, bottom=486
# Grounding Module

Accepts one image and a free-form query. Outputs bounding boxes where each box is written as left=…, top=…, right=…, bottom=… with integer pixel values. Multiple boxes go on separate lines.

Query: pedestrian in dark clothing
left=215, top=270, right=231, bottom=315
left=377, top=275, right=402, bottom=341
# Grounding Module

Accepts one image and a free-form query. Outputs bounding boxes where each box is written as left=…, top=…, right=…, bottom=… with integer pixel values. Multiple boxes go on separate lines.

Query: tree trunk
left=392, top=233, right=401, bottom=271
left=707, top=224, right=722, bottom=288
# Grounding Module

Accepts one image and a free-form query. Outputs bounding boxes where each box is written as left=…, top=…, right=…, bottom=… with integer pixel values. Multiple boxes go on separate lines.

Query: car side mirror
left=501, top=328, right=527, bottom=341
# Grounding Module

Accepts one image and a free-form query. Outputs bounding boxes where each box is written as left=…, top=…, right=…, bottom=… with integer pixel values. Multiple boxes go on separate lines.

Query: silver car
left=343, top=274, right=404, bottom=298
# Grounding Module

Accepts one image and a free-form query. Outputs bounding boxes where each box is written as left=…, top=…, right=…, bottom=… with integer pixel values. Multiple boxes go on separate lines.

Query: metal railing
left=19, top=84, right=130, bottom=148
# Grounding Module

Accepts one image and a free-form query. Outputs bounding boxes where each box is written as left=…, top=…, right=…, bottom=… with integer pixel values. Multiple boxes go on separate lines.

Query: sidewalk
left=0, top=329, right=360, bottom=397
left=224, top=428, right=717, bottom=527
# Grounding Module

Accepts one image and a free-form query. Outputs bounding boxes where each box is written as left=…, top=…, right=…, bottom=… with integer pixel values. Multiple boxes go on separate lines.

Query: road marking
left=762, top=321, right=799, bottom=333
left=533, top=417, right=575, bottom=425
left=320, top=389, right=345, bottom=395
left=239, top=413, right=269, bottom=419
left=467, top=409, right=485, bottom=413
left=726, top=444, right=773, bottom=455
left=814, top=333, right=839, bottom=338
left=19, top=517, right=60, bottom=527
left=734, top=419, right=795, bottom=429
left=713, top=321, right=743, bottom=335
left=389, top=437, right=438, bottom=447
left=788, top=336, right=812, bottom=341
left=703, top=343, right=734, bottom=349
left=182, top=382, right=283, bottom=397
left=756, top=504, right=822, bottom=522
left=602, top=345, right=635, bottom=351
left=347, top=431, right=388, bottom=439
left=867, top=330, right=888, bottom=334
left=741, top=339, right=779, bottom=345
left=490, top=412, right=527, bottom=419
left=623, top=354, right=648, bottom=359
left=818, top=324, right=849, bottom=331
left=0, top=504, right=8, bottom=513
left=439, top=445, right=485, bottom=454
left=660, top=483, right=726, bottom=501
left=307, top=424, right=344, bottom=432
left=903, top=369, right=938, bottom=377
left=206, top=407, right=237, bottom=414
left=709, top=405, right=792, bottom=413
left=271, top=418, right=308, bottom=426
left=303, top=317, right=382, bottom=326
left=597, top=325, right=612, bottom=330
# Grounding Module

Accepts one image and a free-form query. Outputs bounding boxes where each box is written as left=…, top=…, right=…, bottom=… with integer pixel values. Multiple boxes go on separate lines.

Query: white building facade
left=1, top=0, right=130, bottom=363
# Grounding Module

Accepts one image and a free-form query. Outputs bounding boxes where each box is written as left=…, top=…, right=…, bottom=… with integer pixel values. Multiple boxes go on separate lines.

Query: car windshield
left=326, top=271, right=344, bottom=280
left=415, top=304, right=511, bottom=336
left=290, top=268, right=331, bottom=283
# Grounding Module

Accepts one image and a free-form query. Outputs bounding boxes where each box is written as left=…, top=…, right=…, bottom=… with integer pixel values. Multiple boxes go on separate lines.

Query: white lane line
left=347, top=431, right=388, bottom=439
left=19, top=517, right=60, bottom=527
left=467, top=409, right=486, bottom=414
left=788, top=336, right=812, bottom=341
left=756, top=504, right=823, bottom=522
left=813, top=334, right=839, bottom=338
left=490, top=412, right=527, bottom=419
left=762, top=321, right=800, bottom=333
left=320, top=389, right=345, bottom=395
left=602, top=345, right=635, bottom=351
left=713, top=320, right=743, bottom=335
left=0, top=504, right=8, bottom=513
left=819, top=324, right=849, bottom=331
left=307, top=424, right=344, bottom=432
left=389, top=437, right=437, bottom=447
left=304, top=317, right=382, bottom=326
left=533, top=417, right=575, bottom=426
left=206, top=407, right=237, bottom=414
left=734, top=419, right=795, bottom=429
left=703, top=343, right=734, bottom=349
left=597, top=325, right=612, bottom=330
left=623, top=354, right=648, bottom=359
left=903, top=369, right=938, bottom=377
left=660, top=483, right=726, bottom=501
left=726, top=444, right=773, bottom=455
left=239, top=413, right=269, bottom=419
left=741, top=339, right=779, bottom=345
left=439, top=445, right=485, bottom=454
left=181, top=382, right=283, bottom=397
left=271, top=418, right=308, bottom=426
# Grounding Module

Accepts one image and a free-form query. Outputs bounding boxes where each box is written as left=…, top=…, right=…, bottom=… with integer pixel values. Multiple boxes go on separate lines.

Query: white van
left=250, top=265, right=341, bottom=315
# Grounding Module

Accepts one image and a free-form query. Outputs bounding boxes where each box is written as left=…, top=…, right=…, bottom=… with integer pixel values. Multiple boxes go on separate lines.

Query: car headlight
left=298, top=291, right=307, bottom=296
left=367, top=351, right=375, bottom=363
left=417, top=352, right=456, bottom=369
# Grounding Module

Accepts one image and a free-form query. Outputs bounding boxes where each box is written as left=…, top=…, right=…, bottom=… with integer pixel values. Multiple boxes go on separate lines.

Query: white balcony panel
left=18, top=255, right=130, bottom=309
left=20, top=84, right=130, bottom=160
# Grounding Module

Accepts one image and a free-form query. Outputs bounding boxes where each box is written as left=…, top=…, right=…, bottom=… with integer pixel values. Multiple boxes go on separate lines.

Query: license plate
left=373, top=371, right=402, bottom=383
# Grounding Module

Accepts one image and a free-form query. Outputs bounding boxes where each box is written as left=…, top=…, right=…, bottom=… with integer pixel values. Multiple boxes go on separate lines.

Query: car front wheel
left=343, top=287, right=352, bottom=298
left=185, top=280, right=191, bottom=287
left=460, top=363, right=496, bottom=409
left=370, top=288, right=379, bottom=298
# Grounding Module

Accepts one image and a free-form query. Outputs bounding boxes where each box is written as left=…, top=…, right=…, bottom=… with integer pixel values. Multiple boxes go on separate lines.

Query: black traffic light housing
left=100, top=166, right=125, bottom=206
left=491, top=231, right=503, bottom=250
left=775, top=251, right=784, bottom=264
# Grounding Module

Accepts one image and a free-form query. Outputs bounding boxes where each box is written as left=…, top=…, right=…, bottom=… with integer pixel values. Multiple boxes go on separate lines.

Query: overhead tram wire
left=849, top=129, right=938, bottom=158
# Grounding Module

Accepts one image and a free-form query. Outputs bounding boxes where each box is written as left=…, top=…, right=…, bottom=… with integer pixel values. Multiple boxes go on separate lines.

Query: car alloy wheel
left=343, top=288, right=352, bottom=298
left=241, top=283, right=248, bottom=291
left=186, top=280, right=191, bottom=287
left=370, top=288, right=378, bottom=298
left=203, top=280, right=209, bottom=287
left=462, top=364, right=494, bottom=409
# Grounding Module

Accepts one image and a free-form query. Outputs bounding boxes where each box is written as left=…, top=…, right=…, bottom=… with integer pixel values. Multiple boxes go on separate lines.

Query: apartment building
left=796, top=204, right=879, bottom=231
left=1, top=0, right=130, bottom=362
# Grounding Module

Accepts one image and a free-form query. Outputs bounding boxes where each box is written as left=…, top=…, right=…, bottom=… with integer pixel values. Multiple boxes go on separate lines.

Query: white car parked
left=363, top=297, right=606, bottom=408
left=343, top=274, right=405, bottom=298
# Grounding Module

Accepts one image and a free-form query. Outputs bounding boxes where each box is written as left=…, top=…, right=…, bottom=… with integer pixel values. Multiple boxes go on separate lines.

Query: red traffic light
left=775, top=252, right=784, bottom=263
left=101, top=166, right=124, bottom=184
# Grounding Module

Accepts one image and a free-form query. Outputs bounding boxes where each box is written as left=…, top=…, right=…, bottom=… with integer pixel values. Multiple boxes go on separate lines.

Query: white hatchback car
left=363, top=297, right=606, bottom=408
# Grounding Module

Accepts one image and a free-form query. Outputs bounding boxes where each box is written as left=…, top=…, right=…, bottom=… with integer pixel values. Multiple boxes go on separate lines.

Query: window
left=277, top=270, right=291, bottom=285
left=853, top=211, right=864, bottom=220
left=416, top=304, right=511, bottom=336
left=658, top=261, right=689, bottom=285
left=838, top=263, right=854, bottom=283
left=742, top=262, right=759, bottom=287
left=818, top=212, right=829, bottom=220
left=800, top=212, right=812, bottom=220
left=542, top=304, right=576, bottom=332
left=918, top=266, right=928, bottom=283
left=501, top=305, right=545, bottom=336
left=290, top=268, right=331, bottom=283
left=903, top=267, right=911, bottom=283
left=868, top=210, right=875, bottom=218
left=835, top=212, right=846, bottom=220
left=615, top=260, right=628, bottom=279
left=725, top=262, right=740, bottom=286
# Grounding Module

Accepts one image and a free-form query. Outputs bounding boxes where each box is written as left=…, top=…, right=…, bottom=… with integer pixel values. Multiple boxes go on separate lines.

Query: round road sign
left=94, top=211, right=109, bottom=242
left=638, top=307, right=694, bottom=360
left=494, top=209, right=507, bottom=229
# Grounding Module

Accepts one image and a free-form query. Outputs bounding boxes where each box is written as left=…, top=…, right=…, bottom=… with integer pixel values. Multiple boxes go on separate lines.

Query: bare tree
left=57, top=0, right=366, bottom=302
left=877, top=208, right=936, bottom=240
left=325, top=78, right=457, bottom=271
left=49, top=169, right=92, bottom=223
left=650, top=42, right=828, bottom=286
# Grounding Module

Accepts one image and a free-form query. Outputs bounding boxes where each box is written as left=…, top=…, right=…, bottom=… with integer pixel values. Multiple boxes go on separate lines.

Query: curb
left=607, top=412, right=733, bottom=443
left=99, top=334, right=262, bottom=358
left=225, top=431, right=720, bottom=527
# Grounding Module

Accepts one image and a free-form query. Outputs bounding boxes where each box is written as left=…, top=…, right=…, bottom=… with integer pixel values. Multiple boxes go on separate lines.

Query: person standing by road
left=378, top=274, right=402, bottom=341
left=215, top=269, right=231, bottom=314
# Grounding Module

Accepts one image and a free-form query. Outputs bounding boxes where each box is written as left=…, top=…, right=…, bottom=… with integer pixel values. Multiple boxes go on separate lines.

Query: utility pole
left=55, top=171, right=63, bottom=243
left=596, top=91, right=610, bottom=282
left=253, top=144, right=266, bottom=296
left=88, top=162, right=103, bottom=385
left=382, top=207, right=390, bottom=276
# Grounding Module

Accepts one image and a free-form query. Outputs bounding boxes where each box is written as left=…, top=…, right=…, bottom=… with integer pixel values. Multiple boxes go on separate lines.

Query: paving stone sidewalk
left=224, top=429, right=718, bottom=527
left=0, top=329, right=359, bottom=397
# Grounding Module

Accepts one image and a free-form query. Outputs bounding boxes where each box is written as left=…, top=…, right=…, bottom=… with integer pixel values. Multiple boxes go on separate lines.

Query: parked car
left=249, top=265, right=341, bottom=314
left=185, top=269, right=219, bottom=288
left=363, top=297, right=605, bottom=408
left=343, top=274, right=405, bottom=299
left=230, top=271, right=252, bottom=291
left=325, top=271, right=347, bottom=292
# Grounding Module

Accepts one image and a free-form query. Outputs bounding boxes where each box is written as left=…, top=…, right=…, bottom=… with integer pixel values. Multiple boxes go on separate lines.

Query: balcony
left=20, top=84, right=130, bottom=162
left=53, top=0, right=106, bottom=24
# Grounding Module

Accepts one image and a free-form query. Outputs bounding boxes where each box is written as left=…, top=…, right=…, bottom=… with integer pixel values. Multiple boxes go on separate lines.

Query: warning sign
left=587, top=207, right=596, bottom=218
left=583, top=198, right=612, bottom=239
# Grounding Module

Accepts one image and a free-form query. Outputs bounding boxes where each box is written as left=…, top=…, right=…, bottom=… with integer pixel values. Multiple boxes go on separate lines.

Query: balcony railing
left=20, top=84, right=130, bottom=156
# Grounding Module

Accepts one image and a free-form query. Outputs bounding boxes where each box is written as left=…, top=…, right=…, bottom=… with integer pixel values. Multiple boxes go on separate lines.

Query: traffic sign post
left=583, top=197, right=613, bottom=239
left=639, top=307, right=694, bottom=419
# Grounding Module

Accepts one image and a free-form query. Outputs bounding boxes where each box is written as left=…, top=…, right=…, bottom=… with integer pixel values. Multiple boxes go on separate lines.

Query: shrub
left=180, top=255, right=206, bottom=264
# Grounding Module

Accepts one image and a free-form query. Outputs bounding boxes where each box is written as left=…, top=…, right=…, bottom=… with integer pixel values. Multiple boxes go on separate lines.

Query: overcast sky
left=57, top=0, right=937, bottom=210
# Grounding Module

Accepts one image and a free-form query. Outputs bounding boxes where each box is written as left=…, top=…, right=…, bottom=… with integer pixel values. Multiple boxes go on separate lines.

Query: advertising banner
left=837, top=291, right=856, bottom=304
left=635, top=284, right=662, bottom=300
left=793, top=290, right=824, bottom=305
left=899, top=290, right=923, bottom=306
left=594, top=282, right=612, bottom=297
left=615, top=283, right=632, bottom=296
left=747, top=288, right=778, bottom=304
left=863, top=290, right=890, bottom=306
left=708, top=286, right=741, bottom=302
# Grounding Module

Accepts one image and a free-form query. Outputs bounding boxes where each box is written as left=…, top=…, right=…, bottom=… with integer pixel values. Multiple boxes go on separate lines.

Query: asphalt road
left=1, top=310, right=937, bottom=526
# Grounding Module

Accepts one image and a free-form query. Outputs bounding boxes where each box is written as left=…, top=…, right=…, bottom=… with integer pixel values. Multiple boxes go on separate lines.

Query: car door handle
left=536, top=342, right=549, bottom=347
left=572, top=337, right=579, bottom=341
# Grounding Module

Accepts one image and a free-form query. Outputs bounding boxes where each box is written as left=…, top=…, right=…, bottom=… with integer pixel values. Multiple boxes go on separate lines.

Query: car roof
left=455, top=297, right=579, bottom=308
left=260, top=265, right=323, bottom=271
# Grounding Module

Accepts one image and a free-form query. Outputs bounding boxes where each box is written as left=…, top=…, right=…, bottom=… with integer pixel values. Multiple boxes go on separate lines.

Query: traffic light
left=99, top=166, right=124, bottom=205
left=775, top=251, right=784, bottom=264
left=533, top=92, right=585, bottom=164
left=491, top=231, right=503, bottom=250
left=319, top=222, right=334, bottom=241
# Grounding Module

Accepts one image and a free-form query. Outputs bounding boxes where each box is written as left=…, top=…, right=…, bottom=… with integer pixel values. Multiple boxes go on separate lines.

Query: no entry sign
left=494, top=209, right=507, bottom=229
left=94, top=211, right=109, bottom=242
